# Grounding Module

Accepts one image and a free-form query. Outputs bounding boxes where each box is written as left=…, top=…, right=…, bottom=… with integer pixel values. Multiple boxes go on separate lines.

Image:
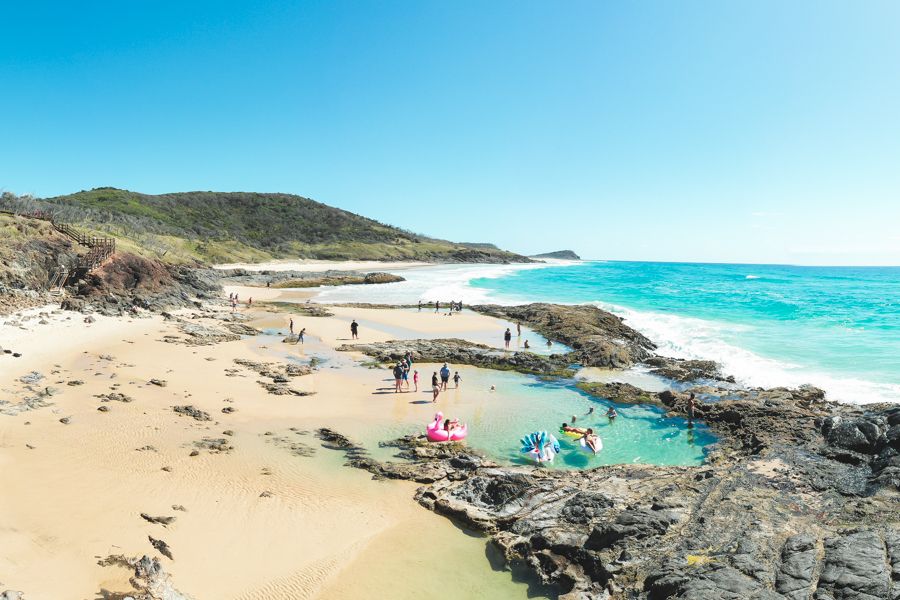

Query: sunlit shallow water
left=347, top=365, right=715, bottom=468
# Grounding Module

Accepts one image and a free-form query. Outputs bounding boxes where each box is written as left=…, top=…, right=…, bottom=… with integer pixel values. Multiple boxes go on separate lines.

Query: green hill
left=35, top=188, right=530, bottom=265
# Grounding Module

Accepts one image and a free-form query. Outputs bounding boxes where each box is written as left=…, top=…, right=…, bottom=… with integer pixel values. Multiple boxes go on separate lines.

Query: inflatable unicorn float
left=520, top=430, right=561, bottom=462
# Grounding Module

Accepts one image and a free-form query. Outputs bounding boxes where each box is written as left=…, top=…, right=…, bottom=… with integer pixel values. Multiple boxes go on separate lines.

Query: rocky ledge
left=211, top=267, right=405, bottom=288
left=470, top=304, right=657, bottom=368
left=336, top=338, right=575, bottom=376
left=317, top=384, right=900, bottom=599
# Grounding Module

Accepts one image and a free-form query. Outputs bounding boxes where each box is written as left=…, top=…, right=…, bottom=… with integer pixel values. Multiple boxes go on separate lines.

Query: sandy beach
left=0, top=299, right=534, bottom=599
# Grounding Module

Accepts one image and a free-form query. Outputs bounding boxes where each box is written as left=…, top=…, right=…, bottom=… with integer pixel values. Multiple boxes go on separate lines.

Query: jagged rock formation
left=336, top=338, right=575, bottom=376
left=471, top=304, right=657, bottom=368
left=317, top=389, right=900, bottom=598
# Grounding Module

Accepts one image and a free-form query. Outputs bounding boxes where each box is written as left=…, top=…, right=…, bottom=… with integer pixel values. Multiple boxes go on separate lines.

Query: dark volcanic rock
left=644, top=356, right=724, bottom=382
left=317, top=412, right=900, bottom=600
left=577, top=381, right=656, bottom=404
left=817, top=530, right=891, bottom=600
left=336, top=338, right=573, bottom=376
left=172, top=405, right=210, bottom=421
left=775, top=534, right=818, bottom=600
left=471, top=303, right=657, bottom=368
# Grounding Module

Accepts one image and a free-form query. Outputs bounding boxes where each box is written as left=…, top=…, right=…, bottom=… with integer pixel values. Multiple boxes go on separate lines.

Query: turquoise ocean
left=471, top=261, right=900, bottom=405
left=316, top=260, right=900, bottom=405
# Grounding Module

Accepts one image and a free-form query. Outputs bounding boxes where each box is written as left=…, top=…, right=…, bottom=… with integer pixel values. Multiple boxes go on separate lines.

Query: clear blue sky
left=2, top=1, right=899, bottom=265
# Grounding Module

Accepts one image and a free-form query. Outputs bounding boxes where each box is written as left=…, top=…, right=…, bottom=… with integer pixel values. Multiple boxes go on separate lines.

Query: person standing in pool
left=524, top=340, right=530, bottom=349
left=606, top=406, right=618, bottom=420
left=401, top=362, right=410, bottom=390
left=686, top=392, right=697, bottom=426
left=453, top=371, right=461, bottom=388
left=431, top=372, right=440, bottom=401
left=439, top=363, right=451, bottom=391
left=350, top=319, right=359, bottom=340
left=289, top=318, right=294, bottom=335
left=504, top=328, right=512, bottom=349
left=516, top=322, right=521, bottom=337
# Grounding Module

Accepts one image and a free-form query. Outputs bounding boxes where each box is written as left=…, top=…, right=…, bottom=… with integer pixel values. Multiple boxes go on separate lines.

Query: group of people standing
left=227, top=292, right=253, bottom=312
left=389, top=353, right=462, bottom=402
left=418, top=300, right=463, bottom=313
left=503, top=324, right=552, bottom=351
left=391, top=351, right=418, bottom=393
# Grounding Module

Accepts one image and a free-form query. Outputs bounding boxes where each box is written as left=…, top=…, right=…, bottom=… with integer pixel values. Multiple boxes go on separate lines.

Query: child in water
left=453, top=371, right=461, bottom=388
left=606, top=406, right=618, bottom=419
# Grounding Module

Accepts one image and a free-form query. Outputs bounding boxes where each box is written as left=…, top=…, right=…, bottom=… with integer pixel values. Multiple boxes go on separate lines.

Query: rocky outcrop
left=643, top=356, right=728, bottom=383
left=210, top=267, right=405, bottom=289
left=97, top=554, right=188, bottom=599
left=317, top=386, right=900, bottom=599
left=232, top=358, right=315, bottom=395
left=68, top=253, right=221, bottom=316
left=576, top=381, right=657, bottom=405
left=336, top=338, right=575, bottom=376
left=470, top=303, right=657, bottom=368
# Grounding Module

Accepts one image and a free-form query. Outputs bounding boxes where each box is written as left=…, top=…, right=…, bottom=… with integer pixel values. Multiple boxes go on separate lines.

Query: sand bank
left=0, top=297, right=533, bottom=599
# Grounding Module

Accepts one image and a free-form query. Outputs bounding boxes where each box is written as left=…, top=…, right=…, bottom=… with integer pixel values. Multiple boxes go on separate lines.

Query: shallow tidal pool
left=357, top=365, right=716, bottom=468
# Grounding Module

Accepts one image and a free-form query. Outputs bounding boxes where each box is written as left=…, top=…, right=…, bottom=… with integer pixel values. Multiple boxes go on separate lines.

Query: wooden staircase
left=50, top=221, right=116, bottom=288
left=0, top=207, right=118, bottom=290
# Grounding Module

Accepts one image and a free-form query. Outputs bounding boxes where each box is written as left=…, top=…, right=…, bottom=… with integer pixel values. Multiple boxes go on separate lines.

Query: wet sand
left=0, top=302, right=535, bottom=599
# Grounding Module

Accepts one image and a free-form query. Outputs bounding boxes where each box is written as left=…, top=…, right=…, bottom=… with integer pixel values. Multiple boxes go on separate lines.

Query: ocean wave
left=745, top=275, right=760, bottom=279
left=593, top=301, right=900, bottom=404
left=312, top=262, right=559, bottom=305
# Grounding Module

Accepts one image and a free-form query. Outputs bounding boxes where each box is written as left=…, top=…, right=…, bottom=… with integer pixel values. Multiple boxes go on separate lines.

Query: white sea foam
left=311, top=262, right=563, bottom=305
left=594, top=301, right=900, bottom=405
left=745, top=275, right=760, bottom=280
left=317, top=262, right=899, bottom=404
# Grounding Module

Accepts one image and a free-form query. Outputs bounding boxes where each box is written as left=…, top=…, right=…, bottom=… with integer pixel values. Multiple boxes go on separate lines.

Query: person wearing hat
left=439, top=363, right=451, bottom=391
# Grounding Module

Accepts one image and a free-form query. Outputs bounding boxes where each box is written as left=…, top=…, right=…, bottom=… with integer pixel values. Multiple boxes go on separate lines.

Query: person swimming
left=582, top=428, right=600, bottom=452
left=587, top=406, right=595, bottom=415
left=561, top=423, right=588, bottom=435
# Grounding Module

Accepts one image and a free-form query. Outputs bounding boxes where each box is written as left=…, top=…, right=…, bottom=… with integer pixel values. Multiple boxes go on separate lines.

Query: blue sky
left=2, top=1, right=899, bottom=265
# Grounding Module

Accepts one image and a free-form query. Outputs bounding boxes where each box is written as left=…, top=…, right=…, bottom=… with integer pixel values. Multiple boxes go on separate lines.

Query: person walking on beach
left=431, top=372, right=440, bottom=402
left=297, top=328, right=305, bottom=344
left=418, top=301, right=422, bottom=312
left=393, top=363, right=404, bottom=393
left=289, top=318, right=294, bottom=335
left=439, top=363, right=451, bottom=391
left=504, top=328, right=512, bottom=350
left=453, top=371, right=461, bottom=389
left=413, top=369, right=419, bottom=392
left=248, top=297, right=253, bottom=307
left=434, top=300, right=439, bottom=313
left=350, top=319, right=359, bottom=340
left=402, top=362, right=410, bottom=390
